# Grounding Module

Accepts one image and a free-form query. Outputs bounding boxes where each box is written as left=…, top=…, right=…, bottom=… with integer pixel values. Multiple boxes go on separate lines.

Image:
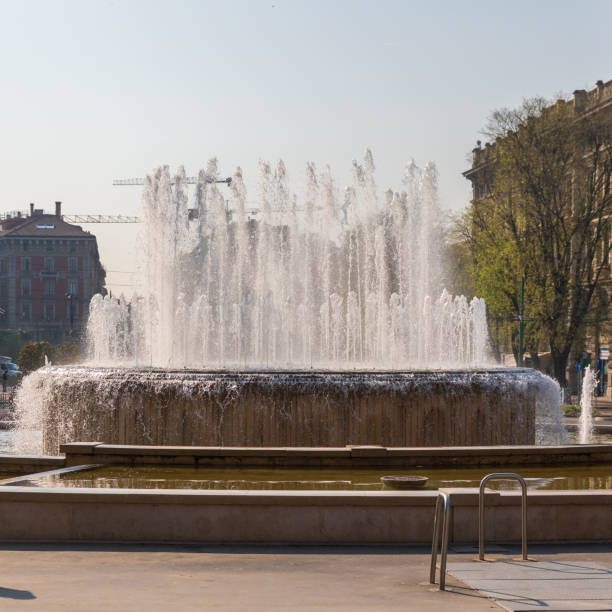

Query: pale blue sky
left=1, top=0, right=611, bottom=293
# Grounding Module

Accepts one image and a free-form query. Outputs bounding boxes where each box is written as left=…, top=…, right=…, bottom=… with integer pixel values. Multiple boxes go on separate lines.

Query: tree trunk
left=486, top=315, right=502, bottom=362
left=551, top=351, right=569, bottom=389
left=529, top=351, right=540, bottom=370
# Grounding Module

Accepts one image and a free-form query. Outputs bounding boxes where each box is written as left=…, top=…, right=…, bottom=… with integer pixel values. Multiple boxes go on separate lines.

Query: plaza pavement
left=1, top=542, right=612, bottom=611
left=0, top=543, right=497, bottom=611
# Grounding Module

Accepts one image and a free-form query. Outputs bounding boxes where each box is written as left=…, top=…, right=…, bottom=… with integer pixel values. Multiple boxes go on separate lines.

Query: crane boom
left=63, top=215, right=140, bottom=224
left=113, top=176, right=231, bottom=186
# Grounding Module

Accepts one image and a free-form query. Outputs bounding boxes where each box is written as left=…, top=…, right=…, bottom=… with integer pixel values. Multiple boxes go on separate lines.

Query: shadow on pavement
left=0, top=586, right=35, bottom=600
left=0, top=542, right=433, bottom=555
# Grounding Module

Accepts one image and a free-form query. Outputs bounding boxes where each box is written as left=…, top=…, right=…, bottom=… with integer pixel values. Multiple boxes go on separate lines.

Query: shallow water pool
left=9, top=463, right=612, bottom=491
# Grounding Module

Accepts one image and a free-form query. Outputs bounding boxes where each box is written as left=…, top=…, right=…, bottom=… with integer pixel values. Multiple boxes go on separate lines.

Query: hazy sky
left=1, top=0, right=611, bottom=294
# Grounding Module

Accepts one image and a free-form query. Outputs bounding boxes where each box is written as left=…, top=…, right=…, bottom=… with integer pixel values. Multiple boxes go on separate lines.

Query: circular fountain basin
left=14, top=366, right=564, bottom=455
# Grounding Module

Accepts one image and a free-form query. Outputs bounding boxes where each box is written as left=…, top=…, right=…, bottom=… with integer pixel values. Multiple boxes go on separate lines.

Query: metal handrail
left=429, top=491, right=451, bottom=590
left=479, top=473, right=528, bottom=561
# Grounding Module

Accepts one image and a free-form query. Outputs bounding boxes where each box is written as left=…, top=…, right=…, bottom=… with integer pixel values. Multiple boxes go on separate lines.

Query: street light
left=65, top=292, right=75, bottom=336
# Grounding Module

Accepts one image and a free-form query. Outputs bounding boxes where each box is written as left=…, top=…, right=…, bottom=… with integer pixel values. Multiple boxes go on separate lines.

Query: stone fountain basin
left=25, top=366, right=562, bottom=454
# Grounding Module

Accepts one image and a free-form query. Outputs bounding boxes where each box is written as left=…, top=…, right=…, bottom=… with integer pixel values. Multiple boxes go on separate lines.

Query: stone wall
left=32, top=368, right=556, bottom=453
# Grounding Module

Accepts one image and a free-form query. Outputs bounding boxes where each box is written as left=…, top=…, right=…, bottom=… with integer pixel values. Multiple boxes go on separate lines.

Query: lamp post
left=65, top=292, right=75, bottom=337
left=518, top=277, right=525, bottom=367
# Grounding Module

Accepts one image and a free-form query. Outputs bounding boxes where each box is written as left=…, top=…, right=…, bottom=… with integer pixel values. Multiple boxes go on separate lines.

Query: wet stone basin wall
left=27, top=367, right=559, bottom=454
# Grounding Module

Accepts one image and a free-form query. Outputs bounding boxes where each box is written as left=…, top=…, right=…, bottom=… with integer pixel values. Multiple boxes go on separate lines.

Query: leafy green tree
left=450, top=208, right=533, bottom=363
left=464, top=97, right=612, bottom=385
left=17, top=341, right=54, bottom=373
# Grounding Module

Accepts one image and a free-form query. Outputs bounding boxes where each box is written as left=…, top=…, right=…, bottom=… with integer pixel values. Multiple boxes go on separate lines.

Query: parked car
left=0, top=360, right=21, bottom=387
left=4, top=362, right=20, bottom=376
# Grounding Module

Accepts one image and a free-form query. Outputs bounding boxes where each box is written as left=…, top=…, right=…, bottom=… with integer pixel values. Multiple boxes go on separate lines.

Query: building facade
left=465, top=79, right=612, bottom=195
left=0, top=202, right=106, bottom=343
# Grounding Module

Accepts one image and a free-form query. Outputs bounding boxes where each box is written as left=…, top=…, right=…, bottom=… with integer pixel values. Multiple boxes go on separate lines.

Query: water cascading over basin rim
left=12, top=152, right=565, bottom=455
left=14, top=366, right=564, bottom=455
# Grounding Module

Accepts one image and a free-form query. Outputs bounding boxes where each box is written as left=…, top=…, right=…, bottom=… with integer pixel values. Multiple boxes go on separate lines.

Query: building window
left=22, top=257, right=30, bottom=273
left=22, top=240, right=28, bottom=252
left=44, top=303, right=55, bottom=321
left=69, top=257, right=78, bottom=274
left=44, top=257, right=54, bottom=273
left=46, top=240, right=54, bottom=252
left=44, top=280, right=55, bottom=297
left=68, top=280, right=78, bottom=296
left=21, top=279, right=30, bottom=297
left=21, top=303, right=30, bottom=320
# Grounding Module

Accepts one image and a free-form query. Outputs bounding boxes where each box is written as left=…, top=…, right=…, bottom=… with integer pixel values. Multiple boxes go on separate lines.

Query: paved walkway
left=0, top=542, right=611, bottom=611
left=0, top=543, right=497, bottom=611
left=449, top=559, right=612, bottom=610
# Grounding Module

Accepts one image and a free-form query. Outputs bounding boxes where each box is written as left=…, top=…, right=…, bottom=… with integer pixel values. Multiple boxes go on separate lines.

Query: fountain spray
left=579, top=365, right=597, bottom=444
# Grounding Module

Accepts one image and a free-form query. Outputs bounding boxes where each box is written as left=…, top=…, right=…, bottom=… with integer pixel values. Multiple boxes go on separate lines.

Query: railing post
left=429, top=494, right=442, bottom=584
left=479, top=473, right=528, bottom=562
left=430, top=491, right=451, bottom=590
left=439, top=494, right=451, bottom=590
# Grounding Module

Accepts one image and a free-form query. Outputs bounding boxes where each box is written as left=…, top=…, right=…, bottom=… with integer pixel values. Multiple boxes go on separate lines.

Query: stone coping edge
left=0, top=456, right=65, bottom=465
left=60, top=442, right=612, bottom=459
left=0, top=487, right=439, bottom=506
left=439, top=487, right=612, bottom=506
left=0, top=485, right=610, bottom=507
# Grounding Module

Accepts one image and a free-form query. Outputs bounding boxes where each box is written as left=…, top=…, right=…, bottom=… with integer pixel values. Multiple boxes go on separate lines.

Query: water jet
left=13, top=152, right=565, bottom=455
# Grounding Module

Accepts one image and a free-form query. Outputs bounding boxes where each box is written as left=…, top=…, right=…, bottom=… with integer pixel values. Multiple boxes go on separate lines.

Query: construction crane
left=0, top=176, right=233, bottom=225
left=113, top=176, right=232, bottom=186
left=111, top=175, right=235, bottom=222
left=63, top=215, right=140, bottom=223
left=0, top=211, right=141, bottom=224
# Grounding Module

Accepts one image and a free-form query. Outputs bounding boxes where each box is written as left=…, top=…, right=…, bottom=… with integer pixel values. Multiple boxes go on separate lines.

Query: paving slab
left=448, top=559, right=612, bottom=611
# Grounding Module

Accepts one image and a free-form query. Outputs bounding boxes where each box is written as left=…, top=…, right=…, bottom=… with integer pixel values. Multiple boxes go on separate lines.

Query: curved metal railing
left=479, top=472, right=528, bottom=561
left=430, top=472, right=529, bottom=591
left=429, top=491, right=451, bottom=590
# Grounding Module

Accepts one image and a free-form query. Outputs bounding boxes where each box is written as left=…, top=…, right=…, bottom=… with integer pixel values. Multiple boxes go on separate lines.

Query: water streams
left=87, top=151, right=488, bottom=369
left=579, top=365, right=597, bottom=444
left=11, top=151, right=567, bottom=454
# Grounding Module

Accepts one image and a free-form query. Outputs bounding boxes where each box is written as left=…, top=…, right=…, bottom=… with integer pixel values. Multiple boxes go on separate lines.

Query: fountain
left=13, top=151, right=564, bottom=455
left=579, top=365, right=597, bottom=444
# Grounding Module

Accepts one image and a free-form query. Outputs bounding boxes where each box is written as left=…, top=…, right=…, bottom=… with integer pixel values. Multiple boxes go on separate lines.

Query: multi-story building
left=0, top=202, right=106, bottom=343
left=465, top=79, right=612, bottom=193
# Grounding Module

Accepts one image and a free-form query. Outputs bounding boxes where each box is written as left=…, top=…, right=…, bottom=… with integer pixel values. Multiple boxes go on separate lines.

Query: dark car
left=0, top=361, right=21, bottom=387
